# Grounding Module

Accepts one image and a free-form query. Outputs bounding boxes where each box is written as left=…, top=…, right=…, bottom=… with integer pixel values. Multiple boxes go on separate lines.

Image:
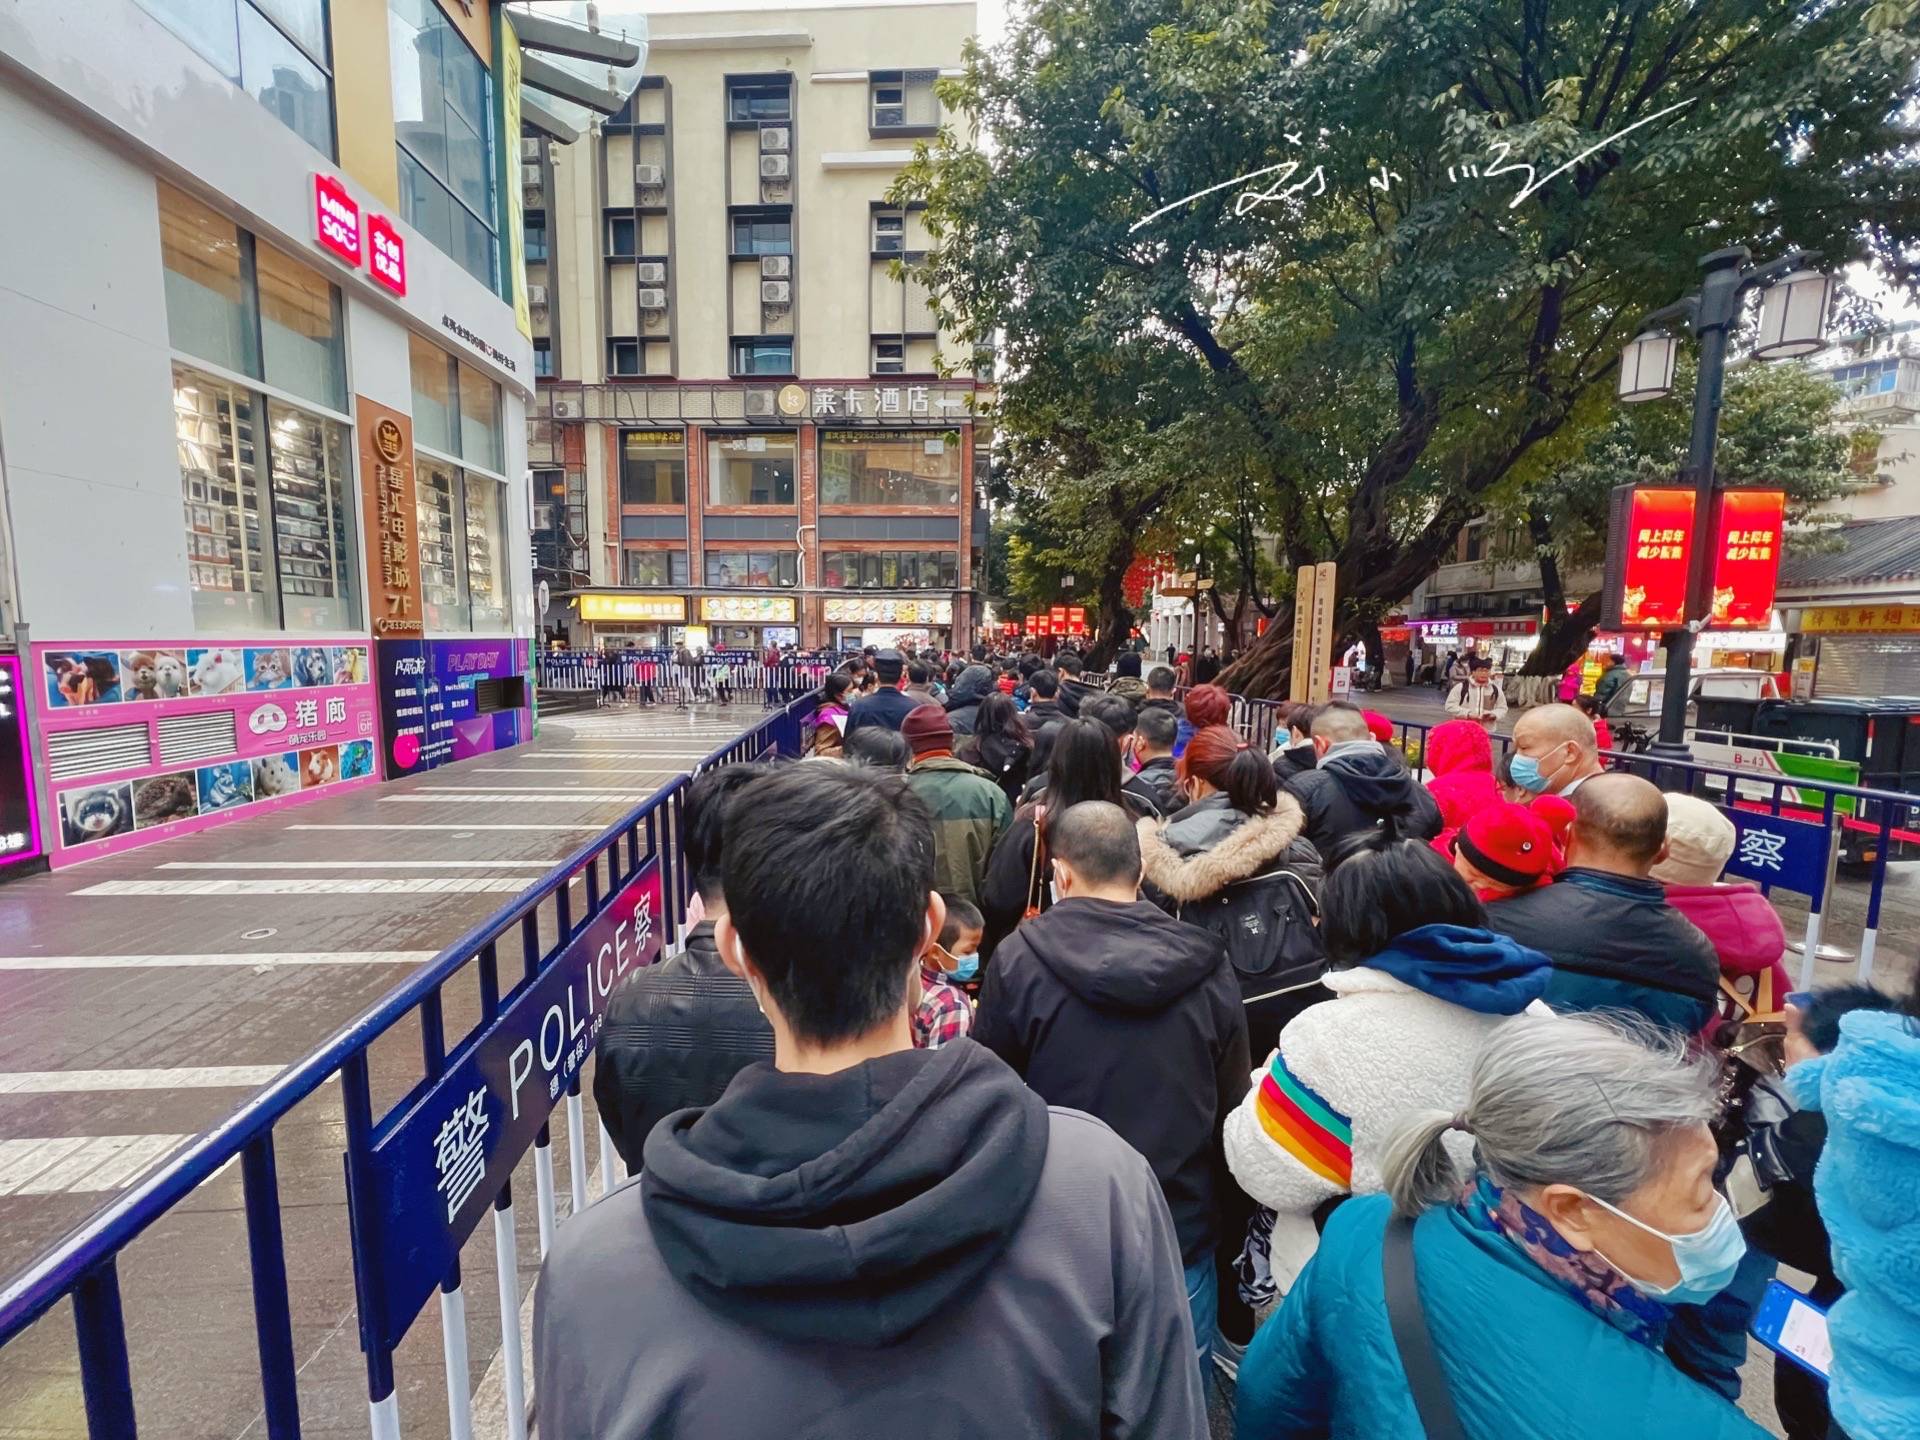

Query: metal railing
left=0, top=692, right=819, bottom=1440
left=536, top=649, right=843, bottom=706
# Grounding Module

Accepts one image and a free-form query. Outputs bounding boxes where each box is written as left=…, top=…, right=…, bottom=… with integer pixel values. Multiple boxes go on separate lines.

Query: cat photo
left=123, top=650, right=187, bottom=702
left=300, top=745, right=339, bottom=788
left=60, top=783, right=133, bottom=846
left=132, top=772, right=200, bottom=829
left=196, top=761, right=254, bottom=813
left=44, top=651, right=122, bottom=708
left=292, top=647, right=331, bottom=687
left=246, top=648, right=294, bottom=691
left=187, top=647, right=246, bottom=697
left=253, top=752, right=300, bottom=798
left=338, top=740, right=374, bottom=780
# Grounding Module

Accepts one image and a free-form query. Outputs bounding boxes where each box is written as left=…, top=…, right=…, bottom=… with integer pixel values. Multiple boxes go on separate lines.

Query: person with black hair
left=975, top=800, right=1250, bottom=1391
left=1130, top=706, right=1181, bottom=815
left=842, top=725, right=911, bottom=773
left=592, top=766, right=775, bottom=1171
left=1283, top=702, right=1442, bottom=863
left=1024, top=690, right=1162, bottom=818
left=1023, top=666, right=1068, bottom=759
left=1220, top=830, right=1551, bottom=1307
left=1270, top=702, right=1320, bottom=782
left=904, top=659, right=939, bottom=708
left=979, top=718, right=1126, bottom=953
left=1115, top=649, right=1143, bottom=679
left=812, top=672, right=855, bottom=758
left=539, top=765, right=1208, bottom=1439
left=956, top=691, right=1033, bottom=806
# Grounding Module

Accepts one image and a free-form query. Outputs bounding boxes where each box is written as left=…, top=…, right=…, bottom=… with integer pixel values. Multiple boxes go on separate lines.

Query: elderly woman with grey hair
left=1234, top=1012, right=1768, bottom=1440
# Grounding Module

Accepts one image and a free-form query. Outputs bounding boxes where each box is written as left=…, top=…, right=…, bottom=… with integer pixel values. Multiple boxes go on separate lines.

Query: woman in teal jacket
left=1236, top=1011, right=1769, bottom=1440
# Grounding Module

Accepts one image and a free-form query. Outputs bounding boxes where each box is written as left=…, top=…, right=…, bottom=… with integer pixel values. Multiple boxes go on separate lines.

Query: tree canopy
left=900, top=0, right=1920, bottom=694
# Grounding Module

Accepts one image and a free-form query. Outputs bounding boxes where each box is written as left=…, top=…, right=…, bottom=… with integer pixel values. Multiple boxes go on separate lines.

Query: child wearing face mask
left=915, top=896, right=981, bottom=1048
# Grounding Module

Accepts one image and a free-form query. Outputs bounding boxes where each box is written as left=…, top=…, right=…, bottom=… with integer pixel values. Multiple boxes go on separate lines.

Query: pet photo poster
left=32, top=639, right=377, bottom=867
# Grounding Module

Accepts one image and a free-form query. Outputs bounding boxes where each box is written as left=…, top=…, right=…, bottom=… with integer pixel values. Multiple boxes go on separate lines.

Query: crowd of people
left=536, top=643, right=1918, bottom=1440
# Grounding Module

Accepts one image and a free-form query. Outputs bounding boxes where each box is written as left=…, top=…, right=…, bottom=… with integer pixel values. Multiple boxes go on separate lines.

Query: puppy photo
left=300, top=745, right=339, bottom=788
left=187, top=647, right=246, bottom=697
left=246, top=648, right=294, bottom=691
left=252, top=752, right=300, bottom=798
left=44, top=652, right=123, bottom=708
left=292, top=646, right=331, bottom=687
left=60, top=783, right=133, bottom=846
left=123, top=650, right=187, bottom=702
left=196, top=761, right=254, bottom=813
left=133, top=772, right=200, bottom=829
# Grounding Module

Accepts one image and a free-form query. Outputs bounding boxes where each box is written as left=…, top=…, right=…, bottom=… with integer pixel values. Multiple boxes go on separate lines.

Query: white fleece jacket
left=1222, top=966, right=1545, bottom=1291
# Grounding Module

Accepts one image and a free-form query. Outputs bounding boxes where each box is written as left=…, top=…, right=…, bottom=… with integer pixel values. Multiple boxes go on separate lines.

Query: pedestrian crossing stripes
left=0, top=1135, right=191, bottom=1196
left=497, top=750, right=732, bottom=759
left=379, top=792, right=654, bottom=804
left=73, top=877, right=532, bottom=896
left=287, top=823, right=599, bottom=832
left=157, top=860, right=554, bottom=870
left=0, top=1067, right=284, bottom=1093
left=0, top=951, right=435, bottom=970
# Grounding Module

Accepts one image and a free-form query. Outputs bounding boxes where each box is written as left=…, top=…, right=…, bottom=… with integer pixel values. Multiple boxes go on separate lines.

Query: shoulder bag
left=1383, top=1213, right=1468, bottom=1440
left=1022, top=805, right=1048, bottom=920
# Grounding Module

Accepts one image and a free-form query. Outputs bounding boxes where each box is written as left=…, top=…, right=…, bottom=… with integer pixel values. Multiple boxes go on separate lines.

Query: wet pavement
left=0, top=699, right=771, bottom=1440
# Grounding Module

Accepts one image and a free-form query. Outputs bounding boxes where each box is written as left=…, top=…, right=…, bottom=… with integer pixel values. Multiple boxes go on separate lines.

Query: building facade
left=527, top=1, right=986, bottom=654
left=0, top=0, right=537, bottom=870
left=1812, top=322, right=1920, bottom=521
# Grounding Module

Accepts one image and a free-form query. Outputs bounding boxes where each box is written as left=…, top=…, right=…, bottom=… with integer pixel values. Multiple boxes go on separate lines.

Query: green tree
left=900, top=0, right=1920, bottom=696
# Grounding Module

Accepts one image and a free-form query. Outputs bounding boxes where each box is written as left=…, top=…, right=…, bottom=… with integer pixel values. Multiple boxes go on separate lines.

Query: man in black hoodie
left=973, top=800, right=1250, bottom=1391
left=536, top=765, right=1205, bottom=1440
left=1283, top=701, right=1440, bottom=863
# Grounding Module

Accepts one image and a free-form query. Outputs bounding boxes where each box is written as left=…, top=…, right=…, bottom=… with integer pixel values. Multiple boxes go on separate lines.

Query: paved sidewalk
left=0, top=701, right=768, bottom=1440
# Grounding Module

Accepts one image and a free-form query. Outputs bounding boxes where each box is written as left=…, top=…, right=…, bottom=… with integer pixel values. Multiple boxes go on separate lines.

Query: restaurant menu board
left=32, top=640, right=376, bottom=867
left=822, top=598, right=955, bottom=626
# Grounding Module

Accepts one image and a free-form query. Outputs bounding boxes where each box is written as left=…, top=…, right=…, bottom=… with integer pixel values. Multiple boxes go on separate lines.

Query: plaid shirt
left=914, top=963, right=973, bottom=1050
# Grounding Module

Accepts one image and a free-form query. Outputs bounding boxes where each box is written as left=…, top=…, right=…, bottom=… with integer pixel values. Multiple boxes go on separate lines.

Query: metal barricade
left=0, top=692, right=820, bottom=1440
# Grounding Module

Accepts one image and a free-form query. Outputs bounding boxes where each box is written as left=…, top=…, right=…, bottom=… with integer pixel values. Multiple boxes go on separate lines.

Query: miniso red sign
left=312, top=173, right=362, bottom=268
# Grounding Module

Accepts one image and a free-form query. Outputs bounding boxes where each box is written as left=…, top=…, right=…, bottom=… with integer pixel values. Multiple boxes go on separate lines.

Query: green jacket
left=906, top=756, right=1013, bottom=910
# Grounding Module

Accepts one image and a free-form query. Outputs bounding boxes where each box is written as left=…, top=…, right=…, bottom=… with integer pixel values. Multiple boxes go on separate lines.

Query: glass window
left=409, top=334, right=456, bottom=454
left=606, top=215, right=638, bottom=257
left=729, top=338, right=793, bottom=376
left=608, top=339, right=641, bottom=376
left=873, top=340, right=905, bottom=374
left=239, top=4, right=331, bottom=158
left=730, top=215, right=791, bottom=256
left=256, top=241, right=346, bottom=411
left=250, top=0, right=327, bottom=58
left=139, top=0, right=241, bottom=77
left=390, top=0, right=496, bottom=290
left=704, top=551, right=796, bottom=587
left=525, top=212, right=549, bottom=263
left=533, top=340, right=553, bottom=377
left=464, top=472, right=508, bottom=628
left=870, top=70, right=938, bottom=130
left=819, top=549, right=958, bottom=588
left=459, top=362, right=502, bottom=472
left=266, top=399, right=356, bottom=629
left=872, top=211, right=905, bottom=253
left=620, top=432, right=686, bottom=504
left=624, top=550, right=687, bottom=586
left=174, top=365, right=275, bottom=628
left=820, top=432, right=962, bottom=507
left=415, top=457, right=468, bottom=630
left=707, top=434, right=795, bottom=505
left=160, top=184, right=260, bottom=380
left=727, top=80, right=790, bottom=122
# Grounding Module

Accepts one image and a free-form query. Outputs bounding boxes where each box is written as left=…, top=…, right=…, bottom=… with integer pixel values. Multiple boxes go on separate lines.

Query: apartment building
left=0, top=0, right=543, bottom=868
left=527, top=1, right=986, bottom=654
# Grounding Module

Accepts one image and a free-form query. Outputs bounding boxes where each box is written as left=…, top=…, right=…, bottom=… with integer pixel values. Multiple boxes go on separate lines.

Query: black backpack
left=1177, top=866, right=1328, bottom=1057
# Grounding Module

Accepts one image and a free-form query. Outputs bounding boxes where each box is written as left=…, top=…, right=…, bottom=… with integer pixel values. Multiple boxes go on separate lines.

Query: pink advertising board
left=32, top=640, right=378, bottom=867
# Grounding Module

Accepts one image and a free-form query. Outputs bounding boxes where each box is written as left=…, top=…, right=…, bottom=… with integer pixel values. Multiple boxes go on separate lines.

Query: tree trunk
left=1360, top=620, right=1384, bottom=677
left=1084, top=530, right=1134, bottom=670
left=1216, top=601, right=1295, bottom=698
left=1520, top=590, right=1603, bottom=678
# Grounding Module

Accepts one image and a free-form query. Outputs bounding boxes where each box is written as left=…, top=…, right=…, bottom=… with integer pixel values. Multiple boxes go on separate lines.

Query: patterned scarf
left=1457, top=1173, right=1671, bottom=1349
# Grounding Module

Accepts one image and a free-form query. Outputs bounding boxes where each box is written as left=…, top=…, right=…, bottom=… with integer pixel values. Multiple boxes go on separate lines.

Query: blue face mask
left=1586, top=1191, right=1748, bottom=1305
left=1509, top=748, right=1566, bottom=795
left=944, top=952, right=980, bottom=983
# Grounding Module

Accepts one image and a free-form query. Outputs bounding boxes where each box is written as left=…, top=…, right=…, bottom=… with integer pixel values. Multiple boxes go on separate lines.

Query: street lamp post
left=1617, top=246, right=1831, bottom=758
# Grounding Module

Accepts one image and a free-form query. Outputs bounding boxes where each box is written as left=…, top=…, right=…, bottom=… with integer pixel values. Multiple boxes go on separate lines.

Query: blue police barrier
left=1719, top=805, right=1830, bottom=899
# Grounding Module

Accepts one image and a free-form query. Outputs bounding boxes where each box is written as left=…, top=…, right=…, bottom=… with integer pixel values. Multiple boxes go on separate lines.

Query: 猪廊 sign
left=355, top=857, right=665, bottom=1351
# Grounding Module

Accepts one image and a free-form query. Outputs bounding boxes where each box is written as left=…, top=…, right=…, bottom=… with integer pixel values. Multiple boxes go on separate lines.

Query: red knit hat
left=1453, top=795, right=1575, bottom=889
left=900, top=703, right=954, bottom=756
left=1362, top=710, right=1395, bottom=744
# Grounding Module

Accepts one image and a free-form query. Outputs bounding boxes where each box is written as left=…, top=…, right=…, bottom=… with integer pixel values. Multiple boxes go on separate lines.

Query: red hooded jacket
left=1424, top=719, right=1500, bottom=842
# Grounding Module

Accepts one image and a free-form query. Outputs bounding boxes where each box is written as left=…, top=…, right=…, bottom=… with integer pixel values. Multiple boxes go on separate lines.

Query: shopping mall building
left=526, top=2, right=989, bottom=656
left=0, top=0, right=546, bottom=870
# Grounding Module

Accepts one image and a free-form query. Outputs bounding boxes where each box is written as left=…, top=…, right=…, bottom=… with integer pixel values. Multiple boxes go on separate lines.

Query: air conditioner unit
left=761, top=280, right=791, bottom=304
left=743, top=389, right=777, bottom=418
left=875, top=106, right=906, bottom=128
left=759, top=154, right=790, bottom=179
left=638, top=288, right=667, bottom=310
left=528, top=283, right=548, bottom=307
left=551, top=396, right=582, bottom=419
left=759, top=255, right=790, bottom=279
left=521, top=164, right=540, bottom=187
left=636, top=262, right=667, bottom=284
left=520, top=138, right=540, bottom=161
left=760, top=126, right=790, bottom=152
left=634, top=163, right=664, bottom=188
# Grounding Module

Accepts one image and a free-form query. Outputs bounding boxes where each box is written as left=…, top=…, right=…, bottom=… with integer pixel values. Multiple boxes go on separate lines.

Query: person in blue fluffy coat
left=1785, top=985, right=1920, bottom=1440
left=1236, top=1011, right=1767, bottom=1440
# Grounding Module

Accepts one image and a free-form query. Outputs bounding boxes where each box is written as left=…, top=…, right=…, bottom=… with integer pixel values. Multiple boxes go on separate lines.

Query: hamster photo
left=300, top=745, right=338, bottom=788
left=188, top=648, right=246, bottom=696
left=60, top=784, right=133, bottom=846
left=253, top=753, right=300, bottom=798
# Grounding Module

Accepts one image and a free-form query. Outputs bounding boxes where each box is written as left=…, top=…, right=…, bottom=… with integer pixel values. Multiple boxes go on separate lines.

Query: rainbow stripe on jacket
left=1254, top=1051, right=1353, bottom=1188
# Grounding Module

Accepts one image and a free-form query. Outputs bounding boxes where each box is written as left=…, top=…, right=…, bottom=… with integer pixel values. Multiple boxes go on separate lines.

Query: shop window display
left=820, top=430, right=961, bottom=507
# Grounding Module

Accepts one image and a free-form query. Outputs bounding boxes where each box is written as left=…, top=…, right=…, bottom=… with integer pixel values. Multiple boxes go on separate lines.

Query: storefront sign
left=311, top=172, right=362, bottom=268
left=578, top=594, right=687, bottom=623
left=621, top=430, right=684, bottom=447
left=0, top=656, right=43, bottom=868
left=1601, top=485, right=1694, bottom=630
left=1801, top=605, right=1920, bottom=635
left=33, top=639, right=375, bottom=867
left=441, top=315, right=519, bottom=374
left=356, top=855, right=664, bottom=1352
left=1457, top=618, right=1538, bottom=638
left=1068, top=606, right=1086, bottom=629
left=823, top=597, right=954, bottom=626
left=375, top=638, right=531, bottom=779
left=367, top=214, right=407, bottom=297
left=809, top=388, right=972, bottom=421
left=1709, top=489, right=1786, bottom=629
left=356, top=399, right=422, bottom=636
left=700, top=595, right=796, bottom=623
